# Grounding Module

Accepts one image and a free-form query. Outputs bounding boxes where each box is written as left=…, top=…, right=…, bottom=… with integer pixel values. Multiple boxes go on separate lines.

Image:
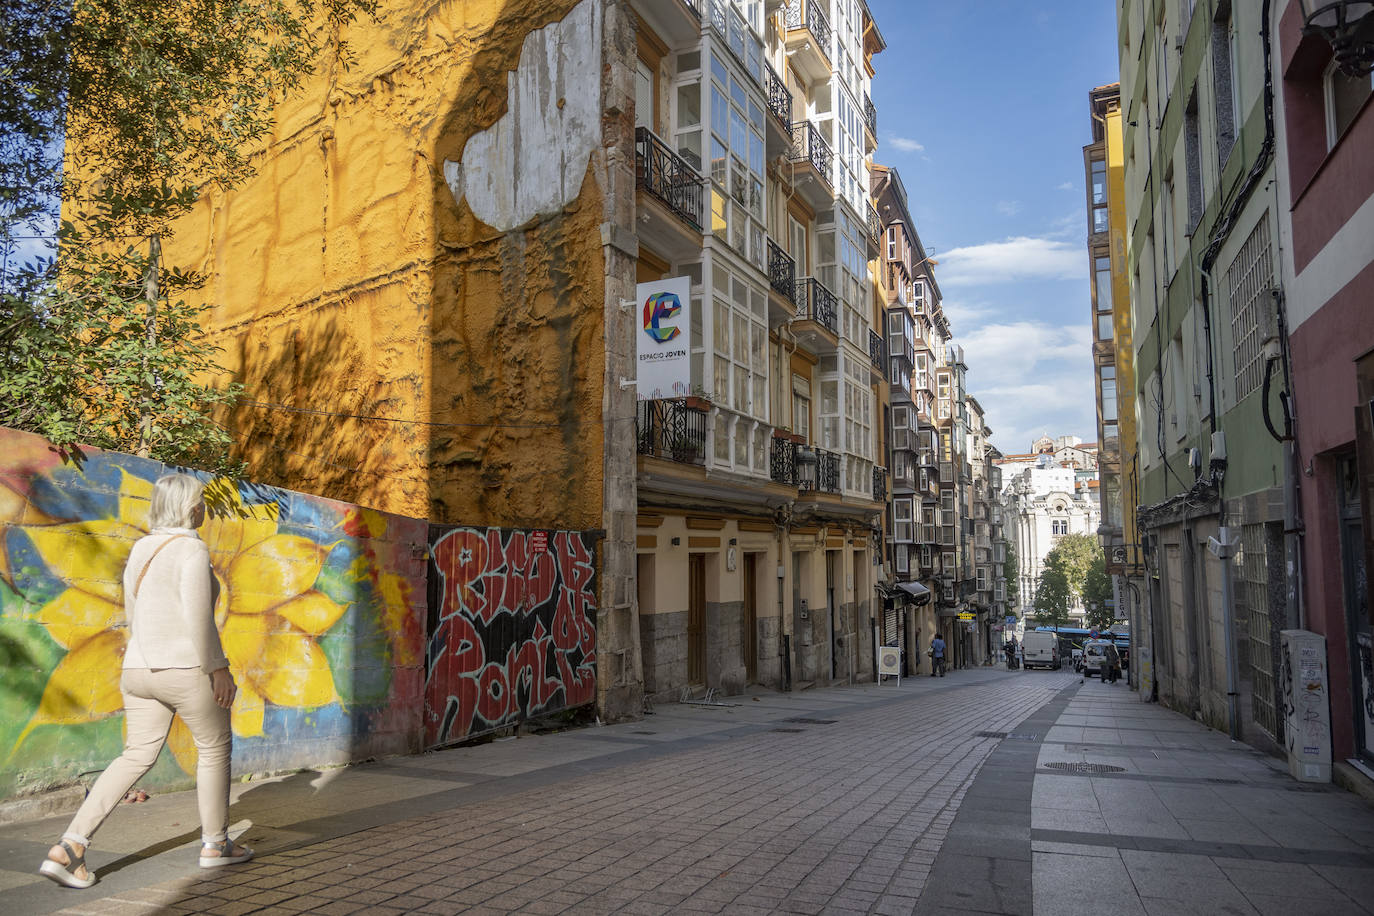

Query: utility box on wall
left=1281, top=630, right=1332, bottom=783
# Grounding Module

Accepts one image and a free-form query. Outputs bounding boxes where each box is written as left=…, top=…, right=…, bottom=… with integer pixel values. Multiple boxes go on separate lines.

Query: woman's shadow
left=94, top=768, right=325, bottom=880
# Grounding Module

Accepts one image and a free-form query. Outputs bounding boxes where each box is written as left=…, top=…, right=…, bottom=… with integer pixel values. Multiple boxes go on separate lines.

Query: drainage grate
left=1006, top=733, right=1039, bottom=741
left=974, top=731, right=1009, bottom=739
left=771, top=728, right=805, bottom=734
left=1044, top=762, right=1127, bottom=774
left=783, top=718, right=837, bottom=725
left=1204, top=777, right=1243, bottom=785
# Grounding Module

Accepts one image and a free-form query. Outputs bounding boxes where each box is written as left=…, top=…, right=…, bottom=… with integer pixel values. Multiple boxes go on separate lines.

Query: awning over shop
left=895, top=581, right=931, bottom=605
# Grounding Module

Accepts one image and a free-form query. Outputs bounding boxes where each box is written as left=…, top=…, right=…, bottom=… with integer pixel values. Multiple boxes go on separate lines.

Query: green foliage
left=1083, top=554, right=1115, bottom=631
left=1043, top=533, right=1100, bottom=600
left=1, top=0, right=375, bottom=472
left=1031, top=566, right=1072, bottom=630
left=1003, top=544, right=1019, bottom=607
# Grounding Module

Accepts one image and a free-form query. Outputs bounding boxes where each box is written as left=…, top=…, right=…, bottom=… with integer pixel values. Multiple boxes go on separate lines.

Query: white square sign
left=635, top=276, right=692, bottom=401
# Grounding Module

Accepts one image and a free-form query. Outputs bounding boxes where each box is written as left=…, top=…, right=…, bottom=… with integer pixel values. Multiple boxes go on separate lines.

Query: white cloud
left=996, top=200, right=1022, bottom=217
left=935, top=235, right=1085, bottom=286
left=887, top=136, right=925, bottom=153
left=1057, top=181, right=1074, bottom=191
left=955, top=321, right=1097, bottom=453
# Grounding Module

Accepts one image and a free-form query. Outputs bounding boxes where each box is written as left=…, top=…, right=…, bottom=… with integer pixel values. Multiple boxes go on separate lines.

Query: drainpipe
left=1209, top=526, right=1242, bottom=740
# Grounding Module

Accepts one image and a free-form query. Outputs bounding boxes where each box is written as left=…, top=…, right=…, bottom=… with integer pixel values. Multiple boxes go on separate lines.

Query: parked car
left=1022, top=631, right=1061, bottom=670
left=1082, top=639, right=1113, bottom=678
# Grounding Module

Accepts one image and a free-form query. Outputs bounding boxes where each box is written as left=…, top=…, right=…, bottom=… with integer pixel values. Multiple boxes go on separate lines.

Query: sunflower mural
left=0, top=431, right=427, bottom=799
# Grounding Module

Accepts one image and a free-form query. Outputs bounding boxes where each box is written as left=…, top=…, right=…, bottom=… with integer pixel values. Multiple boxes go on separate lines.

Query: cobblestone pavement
left=2, top=667, right=1072, bottom=915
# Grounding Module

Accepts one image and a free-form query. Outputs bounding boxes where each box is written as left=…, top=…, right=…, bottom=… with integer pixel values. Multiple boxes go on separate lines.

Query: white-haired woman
left=40, top=473, right=252, bottom=888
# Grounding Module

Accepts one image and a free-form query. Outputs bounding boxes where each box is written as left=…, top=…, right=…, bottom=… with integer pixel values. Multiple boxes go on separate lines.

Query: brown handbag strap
left=133, top=534, right=190, bottom=600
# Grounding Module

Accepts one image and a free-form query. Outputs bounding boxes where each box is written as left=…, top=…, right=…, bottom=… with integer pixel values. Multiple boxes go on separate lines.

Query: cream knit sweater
left=121, top=528, right=230, bottom=674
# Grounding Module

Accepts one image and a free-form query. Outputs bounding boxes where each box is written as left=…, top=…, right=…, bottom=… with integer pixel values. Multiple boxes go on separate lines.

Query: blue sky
left=866, top=0, right=1121, bottom=456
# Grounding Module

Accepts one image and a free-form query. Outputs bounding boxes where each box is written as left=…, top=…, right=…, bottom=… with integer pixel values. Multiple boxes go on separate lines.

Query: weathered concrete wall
left=706, top=599, right=746, bottom=695
left=0, top=427, right=428, bottom=801
left=639, top=610, right=686, bottom=699
left=164, top=0, right=608, bottom=533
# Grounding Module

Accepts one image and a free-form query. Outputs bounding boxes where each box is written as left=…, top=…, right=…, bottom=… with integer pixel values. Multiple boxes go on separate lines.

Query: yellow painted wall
left=162, top=0, right=607, bottom=529
left=1106, top=105, right=1141, bottom=571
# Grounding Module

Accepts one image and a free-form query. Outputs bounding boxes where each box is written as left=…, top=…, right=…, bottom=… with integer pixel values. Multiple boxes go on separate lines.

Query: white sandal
left=199, top=838, right=254, bottom=868
left=39, top=839, right=97, bottom=889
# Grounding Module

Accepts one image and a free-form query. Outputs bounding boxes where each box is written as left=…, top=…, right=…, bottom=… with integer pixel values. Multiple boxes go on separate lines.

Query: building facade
left=1271, top=0, right=1374, bottom=766
left=1117, top=0, right=1289, bottom=747
left=629, top=0, right=889, bottom=699
left=1084, top=82, right=1146, bottom=683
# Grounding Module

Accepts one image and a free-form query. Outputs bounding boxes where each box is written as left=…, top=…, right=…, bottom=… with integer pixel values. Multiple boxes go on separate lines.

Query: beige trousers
left=65, top=667, right=231, bottom=846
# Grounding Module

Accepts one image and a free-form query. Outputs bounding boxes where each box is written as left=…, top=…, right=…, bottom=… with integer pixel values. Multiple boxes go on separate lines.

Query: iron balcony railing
left=770, top=437, right=797, bottom=485
left=635, top=126, right=704, bottom=231
left=863, top=91, right=877, bottom=135
left=680, top=0, right=700, bottom=17
left=872, top=466, right=887, bottom=503
left=790, top=121, right=833, bottom=187
left=636, top=398, right=708, bottom=465
left=868, top=329, right=884, bottom=371
left=767, top=238, right=796, bottom=302
left=764, top=60, right=792, bottom=134
left=866, top=201, right=881, bottom=245
left=784, top=0, right=832, bottom=64
left=815, top=448, right=840, bottom=493
left=794, top=277, right=838, bottom=335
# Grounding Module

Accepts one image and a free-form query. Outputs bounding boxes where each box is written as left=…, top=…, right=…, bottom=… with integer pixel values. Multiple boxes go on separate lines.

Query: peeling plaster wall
left=167, top=0, right=610, bottom=534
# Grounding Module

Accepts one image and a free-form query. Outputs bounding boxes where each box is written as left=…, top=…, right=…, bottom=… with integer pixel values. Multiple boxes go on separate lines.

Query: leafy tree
left=1083, top=554, right=1115, bottom=631
left=1042, top=532, right=1099, bottom=610
left=0, top=0, right=374, bottom=471
left=1031, top=566, right=1072, bottom=630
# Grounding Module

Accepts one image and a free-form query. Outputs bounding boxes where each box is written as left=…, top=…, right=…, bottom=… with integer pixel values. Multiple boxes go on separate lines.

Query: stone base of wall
left=707, top=600, right=746, bottom=695
left=640, top=610, right=686, bottom=700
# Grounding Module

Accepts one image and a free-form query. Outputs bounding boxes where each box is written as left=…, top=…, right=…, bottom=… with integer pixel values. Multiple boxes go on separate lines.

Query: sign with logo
left=958, top=612, right=975, bottom=621
left=636, top=277, right=692, bottom=400
left=531, top=530, right=548, bottom=554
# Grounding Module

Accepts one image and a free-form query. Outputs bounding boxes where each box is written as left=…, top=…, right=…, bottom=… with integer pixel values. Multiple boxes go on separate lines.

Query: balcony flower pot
left=772, top=428, right=793, bottom=440
left=683, top=395, right=711, bottom=411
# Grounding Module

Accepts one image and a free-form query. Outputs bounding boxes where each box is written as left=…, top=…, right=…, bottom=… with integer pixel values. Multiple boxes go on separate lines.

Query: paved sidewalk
left=1028, top=679, right=1374, bottom=915
left=3, top=667, right=1373, bottom=915
left=1, top=665, right=1051, bottom=915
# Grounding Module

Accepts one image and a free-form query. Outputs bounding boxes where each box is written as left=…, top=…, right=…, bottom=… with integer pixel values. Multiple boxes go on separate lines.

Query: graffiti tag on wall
left=425, top=526, right=598, bottom=747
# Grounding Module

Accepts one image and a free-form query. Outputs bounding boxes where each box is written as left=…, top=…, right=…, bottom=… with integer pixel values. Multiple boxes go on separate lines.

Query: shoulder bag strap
left=132, top=534, right=190, bottom=601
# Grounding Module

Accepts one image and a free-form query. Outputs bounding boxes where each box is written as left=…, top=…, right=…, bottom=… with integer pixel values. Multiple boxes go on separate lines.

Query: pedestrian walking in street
left=38, top=474, right=252, bottom=889
left=931, top=633, right=946, bottom=677
left=1104, top=643, right=1121, bottom=684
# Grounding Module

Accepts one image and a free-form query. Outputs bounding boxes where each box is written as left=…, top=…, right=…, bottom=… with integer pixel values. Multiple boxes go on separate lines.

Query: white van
left=1022, top=631, right=1061, bottom=670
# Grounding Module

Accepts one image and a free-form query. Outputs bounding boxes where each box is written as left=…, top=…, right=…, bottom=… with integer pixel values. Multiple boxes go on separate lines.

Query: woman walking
left=39, top=473, right=252, bottom=888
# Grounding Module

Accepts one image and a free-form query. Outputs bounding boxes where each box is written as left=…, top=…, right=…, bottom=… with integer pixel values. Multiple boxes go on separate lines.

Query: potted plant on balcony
left=683, top=386, right=713, bottom=412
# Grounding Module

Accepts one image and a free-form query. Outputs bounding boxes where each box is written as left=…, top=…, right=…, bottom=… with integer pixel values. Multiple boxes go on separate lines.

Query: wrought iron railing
left=635, top=126, right=704, bottom=231
left=636, top=398, right=708, bottom=465
left=794, top=277, right=838, bottom=335
left=872, top=466, right=887, bottom=502
left=816, top=448, right=840, bottom=493
left=767, top=238, right=796, bottom=302
left=868, top=329, right=884, bottom=371
left=784, top=0, right=832, bottom=64
left=680, top=0, right=700, bottom=18
left=790, top=121, right=833, bottom=187
left=764, top=61, right=792, bottom=133
left=866, top=201, right=881, bottom=245
left=770, top=437, right=797, bottom=485
left=864, top=91, right=877, bottom=135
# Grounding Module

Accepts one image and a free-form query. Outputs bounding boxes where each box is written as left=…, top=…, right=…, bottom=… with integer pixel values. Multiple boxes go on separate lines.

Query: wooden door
left=743, top=554, right=758, bottom=684
left=688, top=554, right=706, bottom=685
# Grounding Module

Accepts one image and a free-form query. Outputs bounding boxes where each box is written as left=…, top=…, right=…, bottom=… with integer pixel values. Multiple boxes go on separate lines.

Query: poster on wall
left=636, top=276, right=691, bottom=401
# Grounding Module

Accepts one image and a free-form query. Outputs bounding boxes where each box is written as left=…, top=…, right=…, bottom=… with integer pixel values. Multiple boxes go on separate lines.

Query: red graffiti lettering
left=476, top=662, right=510, bottom=724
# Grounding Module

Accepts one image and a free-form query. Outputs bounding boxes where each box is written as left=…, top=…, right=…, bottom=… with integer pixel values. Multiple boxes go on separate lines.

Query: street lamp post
left=1299, top=1, right=1374, bottom=76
